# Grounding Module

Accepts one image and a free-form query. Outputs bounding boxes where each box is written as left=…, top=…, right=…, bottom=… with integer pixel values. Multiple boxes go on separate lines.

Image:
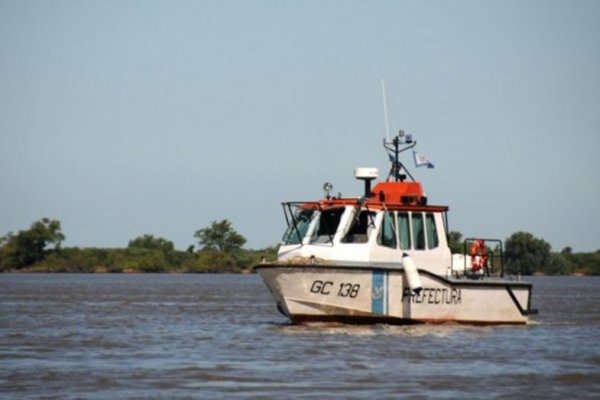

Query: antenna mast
left=384, top=131, right=417, bottom=183
left=381, top=79, right=390, bottom=142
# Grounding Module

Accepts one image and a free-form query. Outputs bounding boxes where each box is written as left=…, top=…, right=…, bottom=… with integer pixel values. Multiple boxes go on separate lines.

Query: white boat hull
left=256, top=264, right=535, bottom=325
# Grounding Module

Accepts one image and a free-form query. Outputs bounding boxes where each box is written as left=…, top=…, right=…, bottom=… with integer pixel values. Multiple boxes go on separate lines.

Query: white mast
left=381, top=79, right=391, bottom=142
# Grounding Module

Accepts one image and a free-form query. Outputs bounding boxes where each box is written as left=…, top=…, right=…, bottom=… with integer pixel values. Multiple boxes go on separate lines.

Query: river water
left=1, top=274, right=599, bottom=399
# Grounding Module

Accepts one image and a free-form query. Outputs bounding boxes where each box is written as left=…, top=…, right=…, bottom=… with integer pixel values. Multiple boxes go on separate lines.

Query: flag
left=413, top=151, right=435, bottom=168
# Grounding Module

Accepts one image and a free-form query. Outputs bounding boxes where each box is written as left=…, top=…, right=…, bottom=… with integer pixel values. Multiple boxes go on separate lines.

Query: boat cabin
left=278, top=171, right=453, bottom=277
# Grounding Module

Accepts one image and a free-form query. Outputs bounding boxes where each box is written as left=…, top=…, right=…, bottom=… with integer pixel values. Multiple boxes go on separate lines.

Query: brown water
left=1, top=274, right=599, bottom=399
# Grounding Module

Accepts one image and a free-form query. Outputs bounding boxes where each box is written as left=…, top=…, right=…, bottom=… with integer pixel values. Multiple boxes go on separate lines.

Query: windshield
left=342, top=210, right=376, bottom=243
left=282, top=208, right=315, bottom=245
left=311, top=207, right=344, bottom=244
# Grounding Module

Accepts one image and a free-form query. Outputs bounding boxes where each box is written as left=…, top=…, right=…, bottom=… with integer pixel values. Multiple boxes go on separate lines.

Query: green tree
left=504, top=231, right=551, bottom=275
left=0, top=218, right=65, bottom=270
left=128, top=234, right=175, bottom=253
left=187, top=250, right=237, bottom=273
left=561, top=246, right=573, bottom=255
left=447, top=231, right=463, bottom=253
left=194, top=220, right=246, bottom=253
left=127, top=234, right=186, bottom=268
left=564, top=250, right=600, bottom=276
left=546, top=253, right=569, bottom=275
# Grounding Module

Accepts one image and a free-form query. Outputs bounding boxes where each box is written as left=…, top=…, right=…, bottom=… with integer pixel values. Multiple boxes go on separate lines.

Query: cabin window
left=377, top=212, right=396, bottom=248
left=311, top=208, right=344, bottom=243
left=397, top=212, right=411, bottom=250
left=342, top=210, right=376, bottom=243
left=412, top=213, right=426, bottom=250
left=282, top=209, right=315, bottom=244
left=426, top=213, right=439, bottom=249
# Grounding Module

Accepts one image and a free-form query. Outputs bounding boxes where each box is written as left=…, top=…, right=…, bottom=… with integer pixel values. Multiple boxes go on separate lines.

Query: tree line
left=0, top=218, right=276, bottom=273
left=1, top=218, right=598, bottom=274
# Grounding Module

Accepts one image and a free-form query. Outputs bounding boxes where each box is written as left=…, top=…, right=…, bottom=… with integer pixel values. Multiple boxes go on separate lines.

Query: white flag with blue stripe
left=413, top=151, right=435, bottom=168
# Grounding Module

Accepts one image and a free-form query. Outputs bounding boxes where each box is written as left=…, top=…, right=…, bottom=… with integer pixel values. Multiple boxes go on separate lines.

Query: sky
left=1, top=0, right=599, bottom=252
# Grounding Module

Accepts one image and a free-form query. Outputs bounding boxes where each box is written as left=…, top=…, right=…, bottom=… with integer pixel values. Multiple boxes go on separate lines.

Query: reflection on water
left=1, top=274, right=599, bottom=399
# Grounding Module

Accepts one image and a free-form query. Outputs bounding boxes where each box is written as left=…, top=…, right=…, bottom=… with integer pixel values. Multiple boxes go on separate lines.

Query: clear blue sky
left=1, top=0, right=599, bottom=252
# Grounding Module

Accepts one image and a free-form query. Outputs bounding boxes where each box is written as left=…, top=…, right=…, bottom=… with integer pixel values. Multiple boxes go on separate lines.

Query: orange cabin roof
left=370, top=181, right=424, bottom=204
left=299, top=180, right=447, bottom=212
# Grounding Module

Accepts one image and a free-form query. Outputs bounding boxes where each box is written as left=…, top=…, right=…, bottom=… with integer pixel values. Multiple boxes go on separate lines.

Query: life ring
left=470, top=239, right=487, bottom=272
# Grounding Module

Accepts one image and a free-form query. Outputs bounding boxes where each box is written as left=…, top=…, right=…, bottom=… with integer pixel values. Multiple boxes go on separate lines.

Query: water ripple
left=1, top=274, right=599, bottom=399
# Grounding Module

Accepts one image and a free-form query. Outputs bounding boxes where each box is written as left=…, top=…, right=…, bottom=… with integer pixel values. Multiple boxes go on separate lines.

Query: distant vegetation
left=0, top=219, right=276, bottom=273
left=1, top=219, right=598, bottom=275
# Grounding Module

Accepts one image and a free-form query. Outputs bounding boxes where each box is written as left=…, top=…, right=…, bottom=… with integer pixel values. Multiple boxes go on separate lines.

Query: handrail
left=462, top=238, right=504, bottom=278
left=281, top=202, right=303, bottom=246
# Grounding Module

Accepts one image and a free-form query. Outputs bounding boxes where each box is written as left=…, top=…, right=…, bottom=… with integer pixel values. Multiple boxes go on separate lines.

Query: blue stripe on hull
left=372, top=271, right=385, bottom=315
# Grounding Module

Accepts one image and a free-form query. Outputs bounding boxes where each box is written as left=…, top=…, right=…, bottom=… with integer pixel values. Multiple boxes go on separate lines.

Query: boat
left=255, top=130, right=537, bottom=325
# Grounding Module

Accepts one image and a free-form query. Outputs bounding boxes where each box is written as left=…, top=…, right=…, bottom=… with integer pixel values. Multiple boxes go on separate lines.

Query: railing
left=461, top=238, right=504, bottom=278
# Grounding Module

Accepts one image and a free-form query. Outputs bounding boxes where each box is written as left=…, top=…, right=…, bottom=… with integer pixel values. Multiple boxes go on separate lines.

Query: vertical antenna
left=381, top=79, right=390, bottom=142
